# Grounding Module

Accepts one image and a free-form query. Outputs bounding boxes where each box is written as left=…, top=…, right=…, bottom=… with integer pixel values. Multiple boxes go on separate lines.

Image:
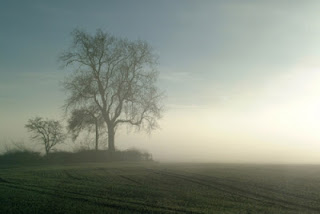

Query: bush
left=45, top=149, right=153, bottom=164
left=0, top=148, right=153, bottom=165
left=0, top=150, right=41, bottom=165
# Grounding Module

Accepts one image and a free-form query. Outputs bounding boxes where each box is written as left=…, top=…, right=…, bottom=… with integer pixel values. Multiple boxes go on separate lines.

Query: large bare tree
left=25, top=117, right=65, bottom=155
left=60, top=29, right=164, bottom=152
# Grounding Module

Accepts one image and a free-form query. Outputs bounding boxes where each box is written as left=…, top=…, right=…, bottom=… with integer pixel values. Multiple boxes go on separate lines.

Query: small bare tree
left=60, top=29, right=164, bottom=152
left=25, top=117, right=65, bottom=155
left=68, top=106, right=104, bottom=151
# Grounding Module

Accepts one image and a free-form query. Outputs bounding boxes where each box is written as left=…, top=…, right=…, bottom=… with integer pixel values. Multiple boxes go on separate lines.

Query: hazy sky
left=1, top=0, right=320, bottom=163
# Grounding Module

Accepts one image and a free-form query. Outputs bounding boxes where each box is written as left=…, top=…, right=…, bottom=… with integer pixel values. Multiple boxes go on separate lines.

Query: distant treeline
left=0, top=148, right=153, bottom=165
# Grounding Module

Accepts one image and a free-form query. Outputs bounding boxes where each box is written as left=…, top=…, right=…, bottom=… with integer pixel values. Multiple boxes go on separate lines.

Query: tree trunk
left=44, top=141, right=49, bottom=155
left=45, top=146, right=49, bottom=155
left=95, top=120, right=99, bottom=151
left=108, top=126, right=115, bottom=152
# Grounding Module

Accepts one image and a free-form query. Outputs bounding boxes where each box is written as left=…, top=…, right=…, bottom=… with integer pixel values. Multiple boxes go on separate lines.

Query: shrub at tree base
left=0, top=150, right=42, bottom=164
left=0, top=149, right=153, bottom=165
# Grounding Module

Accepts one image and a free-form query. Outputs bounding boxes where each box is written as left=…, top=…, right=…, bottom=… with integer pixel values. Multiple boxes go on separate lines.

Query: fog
left=3, top=67, right=319, bottom=163
left=114, top=64, right=320, bottom=163
left=1, top=1, right=320, bottom=163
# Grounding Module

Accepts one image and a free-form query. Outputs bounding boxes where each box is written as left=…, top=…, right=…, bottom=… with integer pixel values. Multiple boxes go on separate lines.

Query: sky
left=1, top=0, right=320, bottom=163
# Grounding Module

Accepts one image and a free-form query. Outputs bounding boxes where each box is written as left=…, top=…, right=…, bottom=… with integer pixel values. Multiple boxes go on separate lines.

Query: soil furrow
left=0, top=182, right=202, bottom=214
left=146, top=168, right=320, bottom=213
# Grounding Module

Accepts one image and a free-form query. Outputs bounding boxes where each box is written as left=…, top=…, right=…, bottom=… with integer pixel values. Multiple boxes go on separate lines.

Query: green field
left=1, top=162, right=320, bottom=213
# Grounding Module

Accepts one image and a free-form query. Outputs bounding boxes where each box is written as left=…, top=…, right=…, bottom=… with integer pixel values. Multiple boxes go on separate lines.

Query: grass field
left=1, top=162, right=320, bottom=213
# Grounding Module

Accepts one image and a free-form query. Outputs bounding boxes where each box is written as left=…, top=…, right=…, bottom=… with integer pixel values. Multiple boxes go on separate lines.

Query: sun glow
left=255, top=66, right=320, bottom=142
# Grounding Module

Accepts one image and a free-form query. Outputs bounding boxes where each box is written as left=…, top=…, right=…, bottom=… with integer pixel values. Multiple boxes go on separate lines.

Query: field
left=1, top=162, right=320, bottom=213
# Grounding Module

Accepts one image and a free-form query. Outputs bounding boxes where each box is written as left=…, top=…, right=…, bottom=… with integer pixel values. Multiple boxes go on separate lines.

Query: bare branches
left=25, top=117, right=65, bottom=155
left=67, top=106, right=104, bottom=140
left=60, top=29, right=164, bottom=151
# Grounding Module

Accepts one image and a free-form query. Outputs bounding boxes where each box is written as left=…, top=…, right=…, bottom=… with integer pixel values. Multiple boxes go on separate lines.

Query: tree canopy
left=60, top=29, right=164, bottom=152
left=25, top=117, right=65, bottom=155
left=67, top=106, right=104, bottom=150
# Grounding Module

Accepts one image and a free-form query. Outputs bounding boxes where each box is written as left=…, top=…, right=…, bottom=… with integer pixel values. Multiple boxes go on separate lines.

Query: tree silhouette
left=25, top=117, right=65, bottom=155
left=68, top=106, right=104, bottom=151
left=60, top=29, right=164, bottom=152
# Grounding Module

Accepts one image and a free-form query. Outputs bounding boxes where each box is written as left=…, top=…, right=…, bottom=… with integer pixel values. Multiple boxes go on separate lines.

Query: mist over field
left=3, top=1, right=320, bottom=214
left=1, top=0, right=320, bottom=163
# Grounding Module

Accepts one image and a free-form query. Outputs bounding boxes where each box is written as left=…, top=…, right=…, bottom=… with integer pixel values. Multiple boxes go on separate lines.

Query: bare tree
left=25, top=117, right=65, bottom=155
left=60, top=29, right=164, bottom=152
left=68, top=106, right=104, bottom=151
